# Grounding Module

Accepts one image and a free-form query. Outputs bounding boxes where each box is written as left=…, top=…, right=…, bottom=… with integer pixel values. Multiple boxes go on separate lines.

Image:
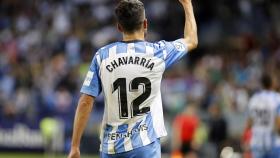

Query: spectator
left=172, top=104, right=200, bottom=158
left=208, top=104, right=228, bottom=156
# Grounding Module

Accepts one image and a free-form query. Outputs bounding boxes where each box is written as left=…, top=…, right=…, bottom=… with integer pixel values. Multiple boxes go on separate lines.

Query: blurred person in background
left=68, top=0, right=197, bottom=158
left=242, top=124, right=252, bottom=158
left=172, top=103, right=199, bottom=158
left=208, top=103, right=228, bottom=157
left=244, top=73, right=280, bottom=158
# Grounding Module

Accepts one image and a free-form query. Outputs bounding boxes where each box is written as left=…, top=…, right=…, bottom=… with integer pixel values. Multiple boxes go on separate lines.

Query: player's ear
left=143, top=19, right=148, bottom=31
left=117, top=23, right=124, bottom=33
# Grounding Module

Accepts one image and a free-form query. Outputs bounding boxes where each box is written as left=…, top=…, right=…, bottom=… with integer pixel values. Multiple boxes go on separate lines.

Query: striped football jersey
left=248, top=90, right=280, bottom=150
left=81, top=39, right=188, bottom=154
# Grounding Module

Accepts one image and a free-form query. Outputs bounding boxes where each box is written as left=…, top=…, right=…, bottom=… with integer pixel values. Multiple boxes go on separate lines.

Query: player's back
left=99, top=41, right=166, bottom=154
left=81, top=39, right=188, bottom=154
left=248, top=90, right=280, bottom=149
left=99, top=41, right=165, bottom=125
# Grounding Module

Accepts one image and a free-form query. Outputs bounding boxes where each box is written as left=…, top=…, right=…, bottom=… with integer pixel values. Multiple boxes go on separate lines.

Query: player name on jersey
left=106, top=56, right=155, bottom=72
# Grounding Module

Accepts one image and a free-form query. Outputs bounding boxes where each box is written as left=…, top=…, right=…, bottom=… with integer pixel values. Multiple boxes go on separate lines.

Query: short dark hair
left=261, top=73, right=272, bottom=89
left=115, top=0, right=145, bottom=33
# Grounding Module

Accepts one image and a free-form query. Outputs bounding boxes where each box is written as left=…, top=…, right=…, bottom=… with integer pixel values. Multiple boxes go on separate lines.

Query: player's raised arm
left=68, top=94, right=95, bottom=158
left=179, top=0, right=198, bottom=51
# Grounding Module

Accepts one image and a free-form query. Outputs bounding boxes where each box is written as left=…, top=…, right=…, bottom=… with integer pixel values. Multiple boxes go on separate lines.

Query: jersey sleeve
left=157, top=39, right=188, bottom=68
left=276, top=95, right=280, bottom=116
left=277, top=104, right=280, bottom=116
left=80, top=54, right=102, bottom=97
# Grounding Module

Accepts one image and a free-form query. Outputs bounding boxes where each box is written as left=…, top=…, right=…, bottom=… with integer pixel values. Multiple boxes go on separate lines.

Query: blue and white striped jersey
left=81, top=39, right=188, bottom=154
left=248, top=90, right=280, bottom=150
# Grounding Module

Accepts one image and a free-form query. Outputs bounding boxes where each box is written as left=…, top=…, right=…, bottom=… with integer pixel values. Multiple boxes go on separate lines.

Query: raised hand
left=179, top=0, right=198, bottom=51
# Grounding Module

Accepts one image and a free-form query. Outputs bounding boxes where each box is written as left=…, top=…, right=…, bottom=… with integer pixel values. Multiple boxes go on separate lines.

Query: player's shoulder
left=93, top=42, right=119, bottom=62
left=250, top=90, right=280, bottom=101
left=97, top=41, right=153, bottom=53
left=264, top=90, right=280, bottom=100
left=249, top=90, right=265, bottom=104
left=144, top=40, right=163, bottom=50
left=96, top=42, right=118, bottom=54
left=273, top=91, right=280, bottom=96
left=150, top=39, right=180, bottom=47
left=272, top=91, right=280, bottom=101
left=153, top=39, right=187, bottom=52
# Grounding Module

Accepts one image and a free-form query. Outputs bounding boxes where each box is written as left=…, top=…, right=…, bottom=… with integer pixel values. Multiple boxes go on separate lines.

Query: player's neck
left=122, top=31, right=145, bottom=42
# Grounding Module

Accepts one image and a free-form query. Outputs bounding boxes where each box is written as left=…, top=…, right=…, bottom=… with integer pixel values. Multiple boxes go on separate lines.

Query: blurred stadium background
left=0, top=0, right=280, bottom=157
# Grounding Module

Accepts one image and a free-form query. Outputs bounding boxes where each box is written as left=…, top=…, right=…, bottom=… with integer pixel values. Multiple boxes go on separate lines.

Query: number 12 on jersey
left=112, top=77, right=151, bottom=119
